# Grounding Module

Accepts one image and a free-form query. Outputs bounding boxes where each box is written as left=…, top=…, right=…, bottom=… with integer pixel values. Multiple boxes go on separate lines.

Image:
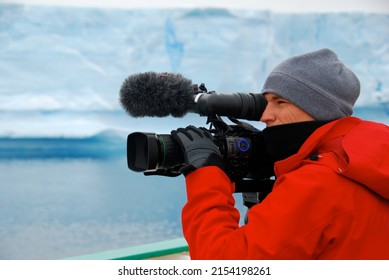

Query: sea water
left=0, top=143, right=250, bottom=260
left=0, top=155, right=194, bottom=259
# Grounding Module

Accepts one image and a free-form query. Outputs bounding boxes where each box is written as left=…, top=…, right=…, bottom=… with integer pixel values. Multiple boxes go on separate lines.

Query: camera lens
left=127, top=132, right=183, bottom=172
left=127, top=132, right=159, bottom=172
left=156, top=134, right=184, bottom=169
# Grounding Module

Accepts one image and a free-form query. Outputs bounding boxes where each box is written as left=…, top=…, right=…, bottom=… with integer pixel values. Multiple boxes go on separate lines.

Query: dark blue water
left=0, top=155, right=194, bottom=259
left=0, top=156, right=190, bottom=259
left=0, top=132, right=195, bottom=260
left=0, top=135, right=247, bottom=260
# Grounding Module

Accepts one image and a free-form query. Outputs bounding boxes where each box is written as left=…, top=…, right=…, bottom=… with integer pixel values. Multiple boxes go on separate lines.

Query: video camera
left=120, top=73, right=275, bottom=206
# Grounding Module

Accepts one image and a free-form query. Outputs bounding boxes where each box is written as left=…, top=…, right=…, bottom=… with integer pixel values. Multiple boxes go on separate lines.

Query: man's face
left=260, top=93, right=315, bottom=127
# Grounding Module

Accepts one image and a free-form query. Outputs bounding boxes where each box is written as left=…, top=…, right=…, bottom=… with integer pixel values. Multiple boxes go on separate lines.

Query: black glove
left=171, top=125, right=224, bottom=176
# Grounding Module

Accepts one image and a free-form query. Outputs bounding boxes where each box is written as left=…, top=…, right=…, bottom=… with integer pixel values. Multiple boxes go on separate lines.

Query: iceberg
left=0, top=3, right=388, bottom=139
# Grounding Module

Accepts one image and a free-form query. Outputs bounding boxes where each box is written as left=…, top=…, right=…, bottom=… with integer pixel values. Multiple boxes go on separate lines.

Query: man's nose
left=260, top=106, right=275, bottom=125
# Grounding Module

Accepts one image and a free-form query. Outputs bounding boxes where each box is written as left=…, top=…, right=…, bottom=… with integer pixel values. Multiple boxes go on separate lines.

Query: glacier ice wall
left=0, top=5, right=388, bottom=137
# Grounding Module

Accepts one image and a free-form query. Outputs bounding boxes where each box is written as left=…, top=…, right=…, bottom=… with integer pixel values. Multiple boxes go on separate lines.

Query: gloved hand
left=171, top=125, right=224, bottom=176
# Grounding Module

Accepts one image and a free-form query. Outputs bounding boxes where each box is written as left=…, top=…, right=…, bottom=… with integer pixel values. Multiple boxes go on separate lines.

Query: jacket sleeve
left=181, top=165, right=346, bottom=259
left=181, top=166, right=242, bottom=259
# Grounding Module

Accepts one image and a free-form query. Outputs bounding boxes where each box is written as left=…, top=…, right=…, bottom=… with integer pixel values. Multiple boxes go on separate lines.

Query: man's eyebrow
left=268, top=95, right=284, bottom=101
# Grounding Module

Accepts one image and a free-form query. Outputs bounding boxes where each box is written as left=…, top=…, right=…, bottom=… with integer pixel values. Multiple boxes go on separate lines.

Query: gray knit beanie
left=261, top=48, right=360, bottom=120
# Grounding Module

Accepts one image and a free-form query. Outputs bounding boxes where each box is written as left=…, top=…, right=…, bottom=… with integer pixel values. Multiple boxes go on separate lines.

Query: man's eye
left=277, top=100, right=288, bottom=105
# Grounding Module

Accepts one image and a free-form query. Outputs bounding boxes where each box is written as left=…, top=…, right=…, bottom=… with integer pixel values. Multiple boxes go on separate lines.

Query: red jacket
left=182, top=117, right=389, bottom=259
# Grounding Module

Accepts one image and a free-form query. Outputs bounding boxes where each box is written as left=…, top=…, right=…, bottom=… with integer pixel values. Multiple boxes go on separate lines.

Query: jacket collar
left=262, top=120, right=330, bottom=164
left=274, top=117, right=362, bottom=176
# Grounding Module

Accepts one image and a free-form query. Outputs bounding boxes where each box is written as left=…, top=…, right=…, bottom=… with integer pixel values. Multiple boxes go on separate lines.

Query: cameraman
left=171, top=48, right=389, bottom=259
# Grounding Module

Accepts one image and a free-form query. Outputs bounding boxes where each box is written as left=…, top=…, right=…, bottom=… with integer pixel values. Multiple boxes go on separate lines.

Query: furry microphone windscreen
left=119, top=72, right=195, bottom=118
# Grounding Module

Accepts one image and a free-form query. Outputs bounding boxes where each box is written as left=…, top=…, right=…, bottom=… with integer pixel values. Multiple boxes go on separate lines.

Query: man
left=171, top=49, right=389, bottom=259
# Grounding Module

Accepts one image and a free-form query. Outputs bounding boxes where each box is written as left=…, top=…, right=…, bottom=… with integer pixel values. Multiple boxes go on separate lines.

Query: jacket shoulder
left=341, top=119, right=389, bottom=199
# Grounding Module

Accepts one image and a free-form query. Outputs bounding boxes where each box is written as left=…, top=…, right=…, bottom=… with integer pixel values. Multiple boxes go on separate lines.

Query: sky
left=1, top=0, right=389, bottom=13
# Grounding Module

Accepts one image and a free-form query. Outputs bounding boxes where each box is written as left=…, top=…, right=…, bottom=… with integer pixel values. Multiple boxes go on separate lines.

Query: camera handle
left=235, top=178, right=275, bottom=208
left=237, top=179, right=275, bottom=224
